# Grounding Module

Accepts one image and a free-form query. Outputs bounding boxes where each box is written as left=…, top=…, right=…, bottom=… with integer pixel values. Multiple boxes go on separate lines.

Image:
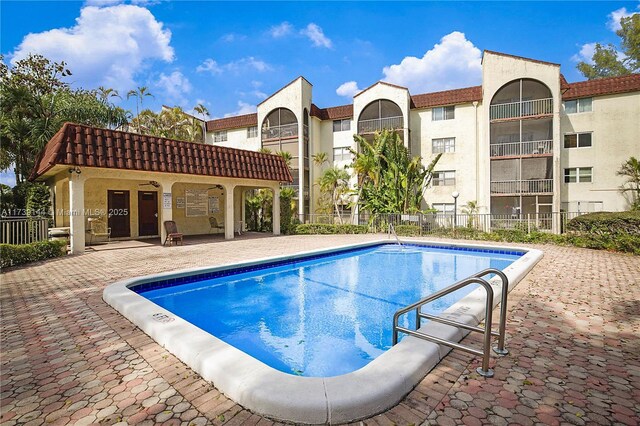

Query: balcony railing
left=262, top=123, right=298, bottom=140
left=490, top=98, right=553, bottom=121
left=357, top=116, right=403, bottom=134
left=490, top=179, right=553, bottom=194
left=490, top=140, right=553, bottom=157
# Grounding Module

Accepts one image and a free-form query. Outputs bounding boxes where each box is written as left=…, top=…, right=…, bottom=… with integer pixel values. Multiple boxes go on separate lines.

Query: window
left=564, top=133, right=592, bottom=148
left=433, top=170, right=456, bottom=186
left=333, top=119, right=351, bottom=132
left=564, top=98, right=592, bottom=114
left=333, top=147, right=351, bottom=162
left=432, top=106, right=455, bottom=121
left=247, top=126, right=258, bottom=138
left=432, top=137, right=455, bottom=153
left=564, top=167, right=592, bottom=183
left=432, top=203, right=455, bottom=214
left=213, top=131, right=227, bottom=143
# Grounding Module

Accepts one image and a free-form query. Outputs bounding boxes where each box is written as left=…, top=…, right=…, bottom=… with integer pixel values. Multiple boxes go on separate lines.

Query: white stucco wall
left=481, top=52, right=562, bottom=214
left=206, top=127, right=260, bottom=151
left=560, top=92, right=640, bottom=211
left=415, top=103, right=481, bottom=211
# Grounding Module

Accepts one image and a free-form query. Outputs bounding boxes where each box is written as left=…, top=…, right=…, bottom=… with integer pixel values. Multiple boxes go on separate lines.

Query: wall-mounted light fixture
left=68, top=166, right=82, bottom=174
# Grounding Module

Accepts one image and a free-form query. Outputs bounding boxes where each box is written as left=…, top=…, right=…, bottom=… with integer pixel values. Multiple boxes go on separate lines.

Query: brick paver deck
left=1, top=235, right=639, bottom=425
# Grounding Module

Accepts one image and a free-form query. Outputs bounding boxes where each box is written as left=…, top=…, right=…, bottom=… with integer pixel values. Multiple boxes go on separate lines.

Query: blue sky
left=1, top=0, right=639, bottom=185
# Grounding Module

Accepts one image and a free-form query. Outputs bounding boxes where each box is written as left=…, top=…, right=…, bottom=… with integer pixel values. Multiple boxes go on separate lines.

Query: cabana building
left=30, top=122, right=293, bottom=254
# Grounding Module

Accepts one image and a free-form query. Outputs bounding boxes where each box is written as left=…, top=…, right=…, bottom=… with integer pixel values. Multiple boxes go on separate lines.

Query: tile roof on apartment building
left=30, top=123, right=293, bottom=183
left=205, top=73, right=640, bottom=131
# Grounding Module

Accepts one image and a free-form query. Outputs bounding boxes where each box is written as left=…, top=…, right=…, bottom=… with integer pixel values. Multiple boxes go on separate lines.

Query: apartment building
left=204, top=51, right=640, bottom=224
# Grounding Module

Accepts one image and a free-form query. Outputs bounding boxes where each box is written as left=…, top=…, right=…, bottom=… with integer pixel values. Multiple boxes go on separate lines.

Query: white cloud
left=270, top=22, right=293, bottom=38
left=224, top=101, right=256, bottom=117
left=196, top=58, right=223, bottom=74
left=300, top=23, right=332, bottom=48
left=572, top=42, right=597, bottom=64
left=196, top=57, right=272, bottom=75
left=336, top=81, right=361, bottom=98
left=10, top=5, right=173, bottom=93
left=220, top=33, right=246, bottom=43
left=382, top=31, right=481, bottom=93
left=155, top=71, right=191, bottom=105
left=607, top=6, right=638, bottom=31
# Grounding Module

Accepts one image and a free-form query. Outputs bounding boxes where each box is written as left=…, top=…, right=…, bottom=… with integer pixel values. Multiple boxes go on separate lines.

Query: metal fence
left=1, top=217, right=50, bottom=245
left=303, top=211, right=586, bottom=235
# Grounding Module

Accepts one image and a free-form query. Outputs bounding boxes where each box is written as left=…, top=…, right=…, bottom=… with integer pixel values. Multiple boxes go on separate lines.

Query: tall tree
left=350, top=130, right=441, bottom=214
left=127, top=86, right=154, bottom=132
left=578, top=14, right=640, bottom=79
left=0, top=54, right=129, bottom=184
left=318, top=166, right=350, bottom=224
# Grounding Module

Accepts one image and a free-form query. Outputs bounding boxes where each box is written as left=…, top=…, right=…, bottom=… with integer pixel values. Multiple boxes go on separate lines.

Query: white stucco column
left=159, top=181, right=173, bottom=244
left=69, top=174, right=86, bottom=254
left=272, top=186, right=281, bottom=236
left=224, top=184, right=235, bottom=240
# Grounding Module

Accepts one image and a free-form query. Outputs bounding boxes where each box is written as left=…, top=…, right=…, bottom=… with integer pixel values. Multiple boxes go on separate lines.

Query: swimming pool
left=104, top=239, right=542, bottom=423
left=134, top=243, right=520, bottom=377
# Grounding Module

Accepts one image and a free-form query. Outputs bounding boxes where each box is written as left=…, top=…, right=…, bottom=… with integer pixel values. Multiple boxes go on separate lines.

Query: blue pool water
left=135, top=243, right=521, bottom=377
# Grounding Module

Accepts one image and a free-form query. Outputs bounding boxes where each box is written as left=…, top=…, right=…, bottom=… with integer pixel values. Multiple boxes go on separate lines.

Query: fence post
left=527, top=214, right=531, bottom=234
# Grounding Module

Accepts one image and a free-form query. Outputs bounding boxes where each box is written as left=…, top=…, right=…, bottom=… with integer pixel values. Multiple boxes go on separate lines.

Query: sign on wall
left=176, top=197, right=185, bottom=209
left=162, top=193, right=172, bottom=209
left=208, top=196, right=220, bottom=214
left=185, top=189, right=208, bottom=217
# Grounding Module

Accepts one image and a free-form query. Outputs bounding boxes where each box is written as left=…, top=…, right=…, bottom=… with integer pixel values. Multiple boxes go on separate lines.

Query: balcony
left=490, top=98, right=553, bottom=121
left=262, top=123, right=298, bottom=140
left=490, top=179, right=553, bottom=194
left=357, top=116, right=403, bottom=134
left=490, top=140, right=553, bottom=158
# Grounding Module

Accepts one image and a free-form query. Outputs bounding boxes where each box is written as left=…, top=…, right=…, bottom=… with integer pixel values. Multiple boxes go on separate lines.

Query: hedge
left=0, top=240, right=67, bottom=269
left=293, top=223, right=369, bottom=235
left=566, top=211, right=640, bottom=236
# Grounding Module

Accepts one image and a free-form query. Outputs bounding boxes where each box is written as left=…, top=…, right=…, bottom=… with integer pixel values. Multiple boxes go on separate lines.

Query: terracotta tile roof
left=30, top=123, right=292, bottom=183
left=560, top=74, right=570, bottom=91
left=206, top=113, right=257, bottom=132
left=562, top=74, right=640, bottom=100
left=410, top=86, right=482, bottom=109
left=483, top=50, right=560, bottom=67
left=310, top=103, right=353, bottom=120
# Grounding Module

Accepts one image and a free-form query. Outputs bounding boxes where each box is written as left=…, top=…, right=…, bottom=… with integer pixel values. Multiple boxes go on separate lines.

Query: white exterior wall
left=481, top=52, right=562, bottom=215
left=353, top=83, right=411, bottom=146
left=561, top=92, right=640, bottom=211
left=206, top=127, right=260, bottom=151
left=415, top=103, right=481, bottom=211
left=205, top=57, right=638, bottom=216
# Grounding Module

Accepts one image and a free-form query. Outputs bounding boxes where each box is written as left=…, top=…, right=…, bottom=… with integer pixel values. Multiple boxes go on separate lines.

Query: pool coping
left=103, top=239, right=543, bottom=424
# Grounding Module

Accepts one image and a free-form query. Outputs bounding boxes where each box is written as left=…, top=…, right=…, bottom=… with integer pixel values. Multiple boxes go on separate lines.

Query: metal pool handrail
left=392, top=268, right=509, bottom=377
left=388, top=223, right=402, bottom=246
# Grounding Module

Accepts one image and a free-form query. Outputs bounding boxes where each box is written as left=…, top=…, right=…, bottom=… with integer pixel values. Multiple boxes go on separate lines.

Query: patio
left=1, top=235, right=638, bottom=425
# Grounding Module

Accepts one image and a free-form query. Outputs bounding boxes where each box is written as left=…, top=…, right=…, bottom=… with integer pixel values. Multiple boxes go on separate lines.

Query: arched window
left=262, top=108, right=298, bottom=140
left=357, top=99, right=403, bottom=134
left=490, top=79, right=552, bottom=120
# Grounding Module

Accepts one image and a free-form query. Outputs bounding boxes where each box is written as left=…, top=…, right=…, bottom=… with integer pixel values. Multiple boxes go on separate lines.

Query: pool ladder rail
left=392, top=268, right=509, bottom=378
left=388, top=223, right=402, bottom=246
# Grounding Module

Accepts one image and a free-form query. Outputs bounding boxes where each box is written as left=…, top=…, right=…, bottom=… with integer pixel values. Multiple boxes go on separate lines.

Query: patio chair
left=209, top=216, right=224, bottom=234
left=163, top=221, right=184, bottom=246
left=86, top=217, right=111, bottom=245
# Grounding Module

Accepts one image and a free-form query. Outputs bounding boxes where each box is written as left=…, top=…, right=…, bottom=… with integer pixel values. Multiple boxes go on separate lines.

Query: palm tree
left=312, top=152, right=328, bottom=168
left=97, top=86, right=120, bottom=103
left=193, top=103, right=209, bottom=142
left=127, top=86, right=154, bottom=133
left=319, top=166, right=350, bottom=224
left=617, top=157, right=640, bottom=210
left=462, top=200, right=480, bottom=228
left=275, top=151, right=293, bottom=168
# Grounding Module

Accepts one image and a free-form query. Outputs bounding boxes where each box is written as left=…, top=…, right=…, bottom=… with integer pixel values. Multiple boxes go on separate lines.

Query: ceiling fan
left=139, top=181, right=161, bottom=188
left=207, top=185, right=224, bottom=190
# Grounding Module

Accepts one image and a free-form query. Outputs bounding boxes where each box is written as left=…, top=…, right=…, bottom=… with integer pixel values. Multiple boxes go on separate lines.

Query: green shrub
left=293, top=223, right=368, bottom=235
left=0, top=240, right=67, bottom=269
left=394, top=224, right=421, bottom=237
left=567, top=211, right=640, bottom=236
